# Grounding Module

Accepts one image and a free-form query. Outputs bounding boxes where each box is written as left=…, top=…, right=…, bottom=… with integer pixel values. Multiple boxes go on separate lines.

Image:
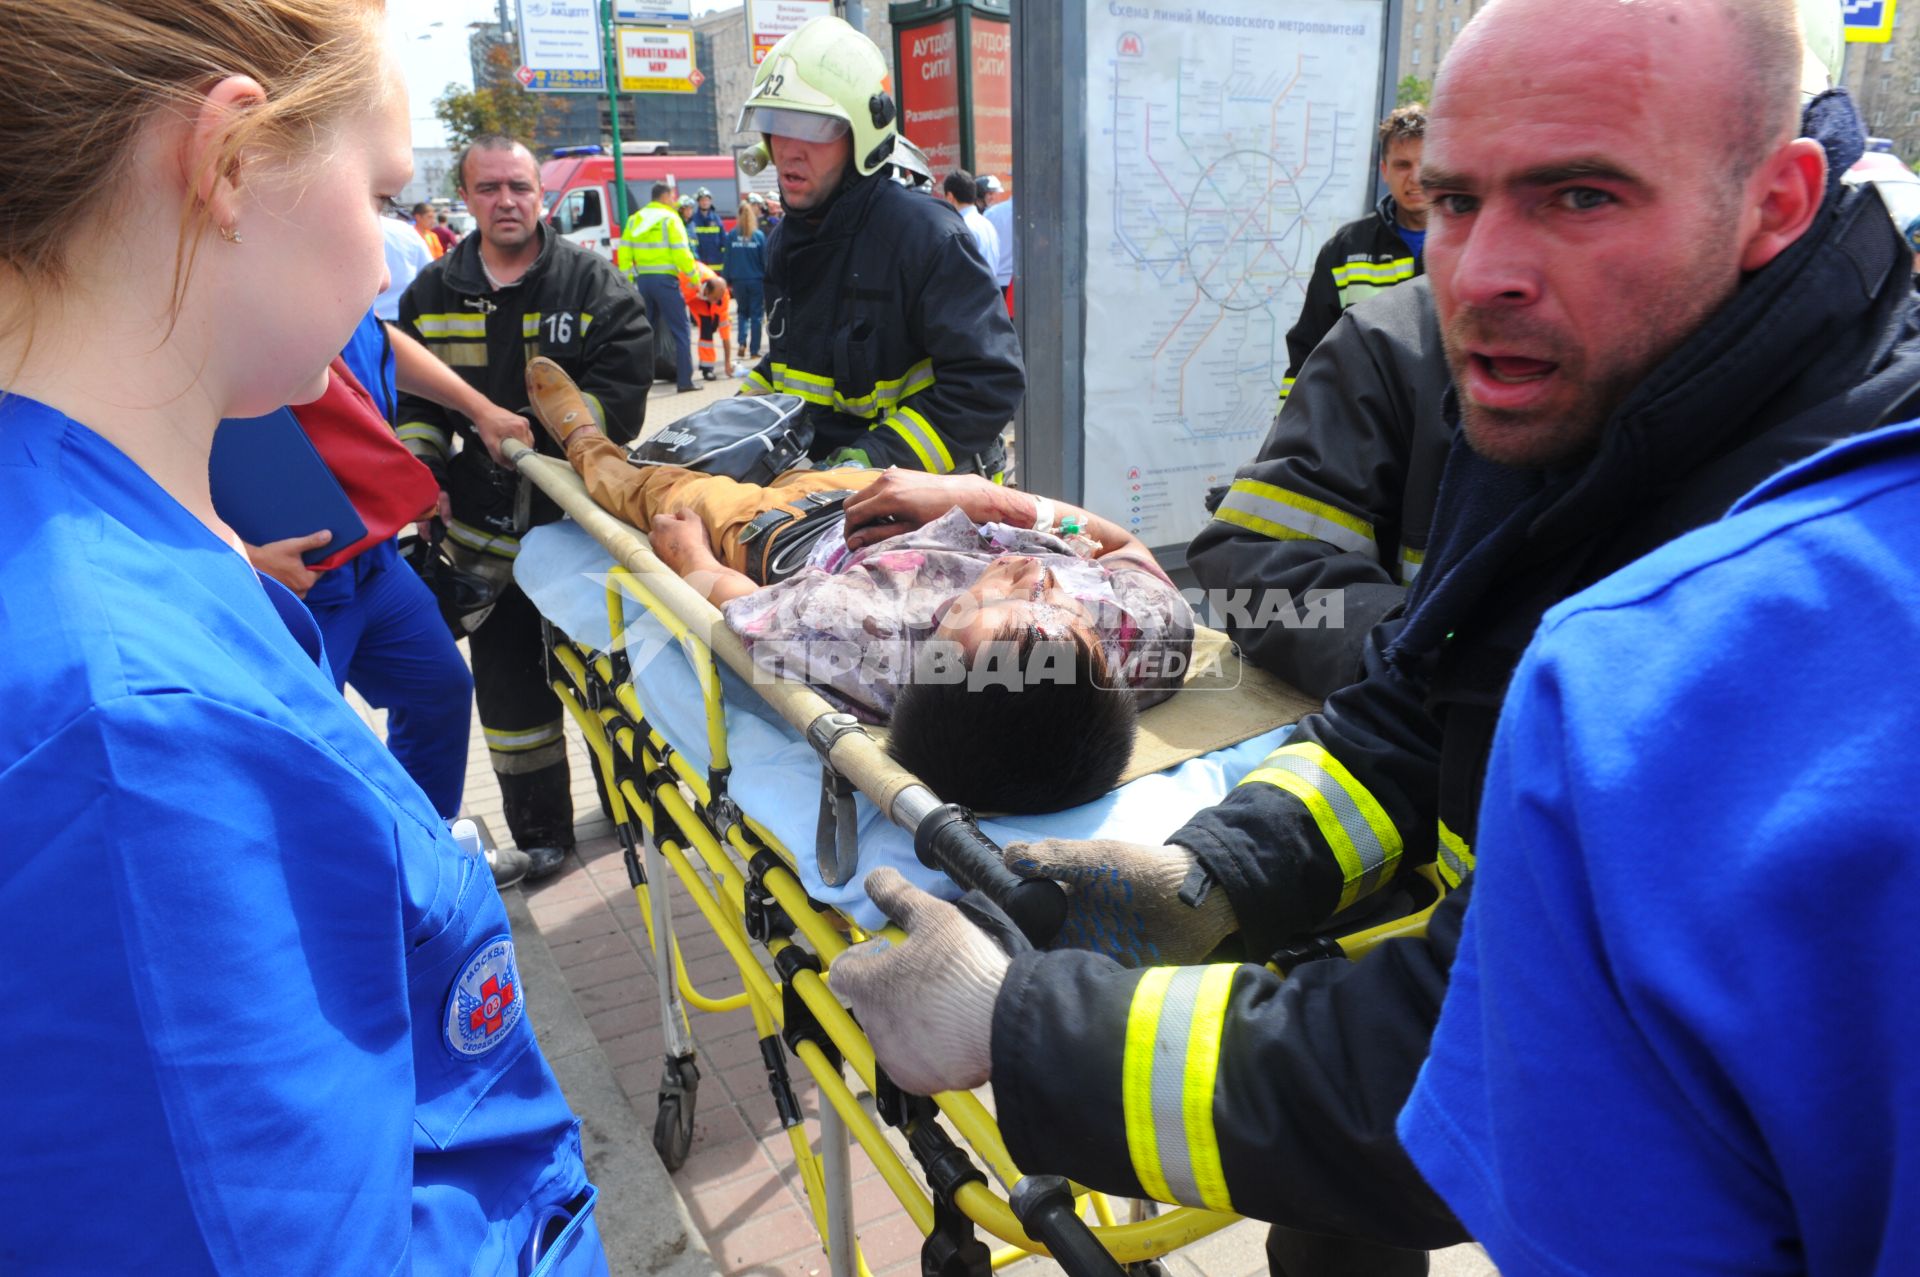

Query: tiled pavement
left=354, top=378, right=1498, bottom=1276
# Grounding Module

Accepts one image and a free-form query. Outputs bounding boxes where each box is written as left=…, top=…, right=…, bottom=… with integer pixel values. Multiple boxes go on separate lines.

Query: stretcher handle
left=1009, top=1176, right=1127, bottom=1277
left=913, top=806, right=1066, bottom=947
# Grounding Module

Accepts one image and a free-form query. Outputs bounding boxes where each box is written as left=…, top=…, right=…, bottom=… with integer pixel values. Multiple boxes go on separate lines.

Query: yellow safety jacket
left=619, top=201, right=700, bottom=282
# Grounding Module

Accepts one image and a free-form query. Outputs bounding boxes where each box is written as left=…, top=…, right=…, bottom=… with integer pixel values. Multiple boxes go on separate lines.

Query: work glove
left=831, top=868, right=1010, bottom=1095
left=1003, top=839, right=1238, bottom=968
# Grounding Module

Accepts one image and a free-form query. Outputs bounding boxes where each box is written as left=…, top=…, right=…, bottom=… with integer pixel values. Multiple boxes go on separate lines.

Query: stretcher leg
left=819, top=1069, right=857, bottom=1277
left=645, top=828, right=700, bottom=1170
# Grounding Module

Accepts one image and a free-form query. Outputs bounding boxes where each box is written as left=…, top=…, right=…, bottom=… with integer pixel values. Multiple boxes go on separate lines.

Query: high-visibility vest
left=684, top=272, right=730, bottom=366
left=618, top=202, right=700, bottom=280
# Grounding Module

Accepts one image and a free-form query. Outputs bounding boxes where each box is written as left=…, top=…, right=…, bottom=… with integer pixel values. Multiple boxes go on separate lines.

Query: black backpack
left=624, top=393, right=811, bottom=485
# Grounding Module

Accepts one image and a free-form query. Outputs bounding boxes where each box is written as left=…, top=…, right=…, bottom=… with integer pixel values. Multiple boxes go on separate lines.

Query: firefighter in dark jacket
left=396, top=136, right=652, bottom=879
left=833, top=7, right=1914, bottom=1272
left=1277, top=105, right=1429, bottom=414
left=735, top=16, right=1024, bottom=478
left=1192, top=278, right=1452, bottom=699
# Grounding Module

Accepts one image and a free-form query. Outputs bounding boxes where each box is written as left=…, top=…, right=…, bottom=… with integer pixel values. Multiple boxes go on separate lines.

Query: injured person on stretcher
left=525, top=358, right=1195, bottom=814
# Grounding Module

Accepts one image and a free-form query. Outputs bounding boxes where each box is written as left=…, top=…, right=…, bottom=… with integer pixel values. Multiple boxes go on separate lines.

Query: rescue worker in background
left=683, top=265, right=736, bottom=381
left=736, top=16, right=1024, bottom=476
left=678, top=192, right=696, bottom=224
left=690, top=186, right=727, bottom=273
left=834, top=2, right=1909, bottom=1274
left=397, top=134, right=652, bottom=881
left=1190, top=279, right=1451, bottom=698
left=0, top=3, right=608, bottom=1268
left=1277, top=105, right=1428, bottom=412
left=621, top=180, right=701, bottom=394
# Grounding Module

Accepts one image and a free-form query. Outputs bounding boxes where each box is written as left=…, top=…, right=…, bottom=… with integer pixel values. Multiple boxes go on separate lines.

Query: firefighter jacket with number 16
left=396, top=224, right=653, bottom=559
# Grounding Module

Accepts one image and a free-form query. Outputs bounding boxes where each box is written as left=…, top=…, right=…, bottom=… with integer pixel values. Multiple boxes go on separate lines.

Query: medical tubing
left=912, top=805, right=1066, bottom=946
left=1010, top=1177, right=1129, bottom=1277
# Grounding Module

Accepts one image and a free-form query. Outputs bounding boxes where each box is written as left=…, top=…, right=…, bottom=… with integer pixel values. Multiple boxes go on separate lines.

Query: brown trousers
left=565, top=432, right=879, bottom=573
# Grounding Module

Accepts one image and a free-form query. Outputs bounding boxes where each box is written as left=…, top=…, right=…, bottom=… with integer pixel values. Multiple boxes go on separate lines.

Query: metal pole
left=840, top=0, right=867, bottom=35
left=1011, top=1, right=1086, bottom=503
left=604, top=0, right=631, bottom=228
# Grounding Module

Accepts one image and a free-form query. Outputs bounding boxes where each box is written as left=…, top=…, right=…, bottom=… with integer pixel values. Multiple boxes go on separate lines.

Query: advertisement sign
left=970, top=15, right=1012, bottom=184
left=516, top=0, right=604, bottom=93
left=747, top=0, right=834, bottom=66
left=898, top=16, right=962, bottom=177
left=618, top=26, right=700, bottom=93
left=616, top=0, right=691, bottom=21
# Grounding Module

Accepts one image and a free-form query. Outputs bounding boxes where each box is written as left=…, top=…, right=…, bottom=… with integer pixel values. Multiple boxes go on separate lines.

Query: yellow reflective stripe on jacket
left=879, top=403, right=955, bottom=473
left=1330, top=258, right=1416, bottom=288
left=483, top=721, right=564, bottom=753
left=768, top=361, right=835, bottom=407
left=1239, top=741, right=1403, bottom=912
left=1332, top=257, right=1416, bottom=309
left=446, top=518, right=521, bottom=559
left=397, top=422, right=450, bottom=456
left=1436, top=820, right=1474, bottom=889
left=766, top=359, right=938, bottom=420
left=1214, top=479, right=1375, bottom=556
left=414, top=312, right=488, bottom=339
left=426, top=341, right=488, bottom=368
left=1121, top=965, right=1238, bottom=1213
left=744, top=368, right=774, bottom=394
left=834, top=358, right=936, bottom=417
left=1399, top=544, right=1425, bottom=585
left=1276, top=376, right=1296, bottom=409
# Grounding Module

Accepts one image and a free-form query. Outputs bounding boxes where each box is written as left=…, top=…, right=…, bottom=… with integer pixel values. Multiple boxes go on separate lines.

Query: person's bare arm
left=648, top=510, right=759, bottom=606
left=842, top=469, right=1153, bottom=562
left=388, top=322, right=534, bottom=464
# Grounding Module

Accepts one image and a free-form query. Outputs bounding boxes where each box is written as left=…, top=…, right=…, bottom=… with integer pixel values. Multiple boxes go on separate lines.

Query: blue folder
left=210, top=408, right=366, bottom=566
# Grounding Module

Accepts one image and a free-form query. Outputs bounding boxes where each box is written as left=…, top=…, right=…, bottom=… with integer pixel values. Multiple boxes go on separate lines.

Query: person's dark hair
left=1378, top=103, right=1426, bottom=152
left=455, top=133, right=532, bottom=191
left=942, top=169, right=977, bottom=205
left=651, top=180, right=672, bottom=201
left=886, top=623, right=1137, bottom=815
left=410, top=201, right=432, bottom=216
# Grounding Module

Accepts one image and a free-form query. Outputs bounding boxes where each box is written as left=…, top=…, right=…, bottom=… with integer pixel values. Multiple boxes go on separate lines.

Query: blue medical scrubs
left=296, top=311, right=472, bottom=819
left=0, top=393, right=606, bottom=1274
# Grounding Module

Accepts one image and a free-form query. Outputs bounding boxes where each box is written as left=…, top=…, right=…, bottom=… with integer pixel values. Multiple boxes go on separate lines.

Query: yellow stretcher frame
left=508, top=441, right=1443, bottom=1277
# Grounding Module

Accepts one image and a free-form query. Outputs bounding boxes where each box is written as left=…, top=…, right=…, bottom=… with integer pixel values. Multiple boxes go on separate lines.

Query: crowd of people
left=7, top=0, right=1920, bottom=1273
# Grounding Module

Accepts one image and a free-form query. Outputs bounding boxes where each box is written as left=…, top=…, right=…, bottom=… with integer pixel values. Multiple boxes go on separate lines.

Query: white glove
left=1003, top=839, right=1238, bottom=968
left=830, top=868, right=1010, bottom=1095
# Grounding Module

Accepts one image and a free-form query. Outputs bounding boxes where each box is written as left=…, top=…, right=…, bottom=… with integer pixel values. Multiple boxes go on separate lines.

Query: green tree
left=433, top=41, right=562, bottom=184
left=1397, top=74, right=1432, bottom=107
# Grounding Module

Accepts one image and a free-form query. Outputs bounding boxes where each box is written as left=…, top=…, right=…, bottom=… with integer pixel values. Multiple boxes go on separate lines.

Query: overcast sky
left=391, top=0, right=740, bottom=148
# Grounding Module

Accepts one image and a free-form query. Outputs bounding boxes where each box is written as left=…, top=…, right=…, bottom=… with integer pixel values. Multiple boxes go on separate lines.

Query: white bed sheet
left=516, top=519, right=1292, bottom=929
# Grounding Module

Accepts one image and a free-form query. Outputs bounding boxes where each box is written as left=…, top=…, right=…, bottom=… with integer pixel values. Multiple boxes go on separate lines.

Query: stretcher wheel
left=653, top=1055, right=699, bottom=1171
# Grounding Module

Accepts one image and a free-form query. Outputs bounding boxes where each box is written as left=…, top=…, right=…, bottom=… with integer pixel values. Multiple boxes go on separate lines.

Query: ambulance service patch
left=446, top=935, right=524, bottom=1058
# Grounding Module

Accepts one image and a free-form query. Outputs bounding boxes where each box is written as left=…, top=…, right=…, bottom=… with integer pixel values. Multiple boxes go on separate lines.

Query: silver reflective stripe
left=1257, top=752, right=1395, bottom=898
left=1147, top=967, right=1211, bottom=1207
left=1217, top=485, right=1374, bottom=555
